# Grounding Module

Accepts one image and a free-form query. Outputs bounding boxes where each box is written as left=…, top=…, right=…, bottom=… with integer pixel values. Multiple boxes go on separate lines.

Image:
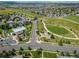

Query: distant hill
left=0, top=1, right=79, bottom=7
left=0, top=1, right=79, bottom=4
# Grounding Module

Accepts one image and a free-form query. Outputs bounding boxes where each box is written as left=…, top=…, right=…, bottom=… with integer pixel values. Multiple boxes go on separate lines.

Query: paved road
left=0, top=16, right=79, bottom=52
left=30, top=20, right=37, bottom=44
left=0, top=42, right=79, bottom=52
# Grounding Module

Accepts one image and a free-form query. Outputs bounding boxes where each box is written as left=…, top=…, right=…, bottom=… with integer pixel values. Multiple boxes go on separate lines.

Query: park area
left=40, top=17, right=79, bottom=38
left=38, top=16, right=79, bottom=45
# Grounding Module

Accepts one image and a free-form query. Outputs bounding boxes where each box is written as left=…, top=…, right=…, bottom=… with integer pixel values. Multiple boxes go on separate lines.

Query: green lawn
left=64, top=15, right=79, bottom=22
left=44, top=17, right=79, bottom=37
left=47, top=25, right=69, bottom=35
left=43, top=52, right=57, bottom=58
left=31, top=51, right=42, bottom=58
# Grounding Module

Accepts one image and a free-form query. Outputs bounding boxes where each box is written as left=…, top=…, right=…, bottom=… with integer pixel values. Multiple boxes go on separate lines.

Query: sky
left=0, top=0, right=78, bottom=1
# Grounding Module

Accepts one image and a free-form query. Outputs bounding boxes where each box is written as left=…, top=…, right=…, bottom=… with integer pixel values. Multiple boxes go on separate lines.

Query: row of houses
left=0, top=14, right=30, bottom=45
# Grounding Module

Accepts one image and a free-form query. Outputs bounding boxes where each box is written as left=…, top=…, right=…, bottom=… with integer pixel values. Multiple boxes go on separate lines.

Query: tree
left=28, top=47, right=32, bottom=50
left=8, top=50, right=13, bottom=56
left=0, top=15, right=3, bottom=21
left=18, top=36, right=23, bottom=42
left=0, top=23, right=11, bottom=30
left=58, top=40, right=63, bottom=46
left=34, top=17, right=37, bottom=20
left=1, top=50, right=9, bottom=58
left=66, top=52, right=70, bottom=57
left=13, top=17, right=21, bottom=21
left=73, top=50, right=77, bottom=54
left=36, top=30, right=40, bottom=35
left=12, top=23, right=18, bottom=28
left=12, top=48, right=16, bottom=52
left=0, top=53, right=3, bottom=57
left=47, top=32, right=51, bottom=35
left=56, top=50, right=59, bottom=52
left=74, top=53, right=79, bottom=58
left=11, top=48, right=16, bottom=56
left=0, top=29, right=2, bottom=34
left=50, top=34, right=55, bottom=39
left=36, top=48, right=43, bottom=54
left=66, top=40, right=71, bottom=44
left=60, top=52, right=65, bottom=56
left=20, top=47, right=24, bottom=51
left=19, top=47, right=24, bottom=55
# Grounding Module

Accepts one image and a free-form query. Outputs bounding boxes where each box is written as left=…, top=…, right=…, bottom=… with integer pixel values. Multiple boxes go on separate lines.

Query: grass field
left=44, top=17, right=79, bottom=37
left=31, top=51, right=42, bottom=58
left=64, top=15, right=79, bottom=22
left=46, top=25, right=68, bottom=35
left=43, top=52, right=57, bottom=58
left=22, top=50, right=58, bottom=58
